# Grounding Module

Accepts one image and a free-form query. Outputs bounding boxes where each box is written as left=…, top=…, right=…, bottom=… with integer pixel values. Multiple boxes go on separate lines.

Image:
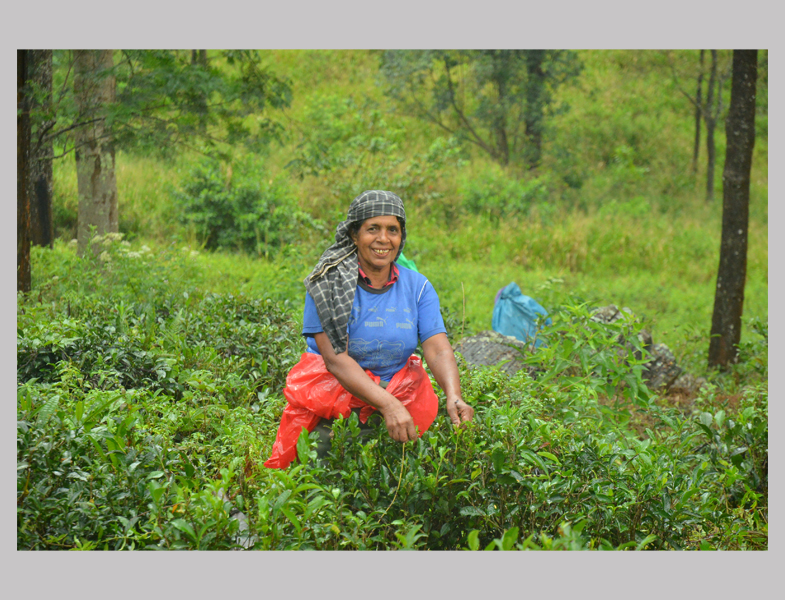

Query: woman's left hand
left=446, top=396, right=474, bottom=425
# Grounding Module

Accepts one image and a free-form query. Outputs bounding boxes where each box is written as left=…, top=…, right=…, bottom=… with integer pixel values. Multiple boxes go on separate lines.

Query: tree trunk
left=708, top=50, right=757, bottom=369
left=704, top=50, right=718, bottom=202
left=489, top=51, right=510, bottom=166
left=74, top=50, right=118, bottom=256
left=29, top=49, right=54, bottom=248
left=524, top=50, right=546, bottom=169
left=18, top=50, right=32, bottom=293
left=191, top=49, right=208, bottom=66
left=692, top=50, right=704, bottom=175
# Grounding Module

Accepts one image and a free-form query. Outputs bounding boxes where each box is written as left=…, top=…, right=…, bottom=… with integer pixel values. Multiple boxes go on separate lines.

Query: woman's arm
left=421, top=332, right=474, bottom=425
left=313, top=332, right=418, bottom=442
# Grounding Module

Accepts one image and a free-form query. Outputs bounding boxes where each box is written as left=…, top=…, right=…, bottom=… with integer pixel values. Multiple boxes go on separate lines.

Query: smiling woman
left=264, top=190, right=474, bottom=468
left=350, top=215, right=402, bottom=286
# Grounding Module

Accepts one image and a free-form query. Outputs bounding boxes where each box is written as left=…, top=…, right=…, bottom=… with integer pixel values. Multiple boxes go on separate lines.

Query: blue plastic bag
left=492, top=282, right=551, bottom=348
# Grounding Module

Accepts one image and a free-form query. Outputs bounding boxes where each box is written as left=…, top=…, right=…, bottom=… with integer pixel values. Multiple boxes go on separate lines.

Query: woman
left=264, top=190, right=474, bottom=469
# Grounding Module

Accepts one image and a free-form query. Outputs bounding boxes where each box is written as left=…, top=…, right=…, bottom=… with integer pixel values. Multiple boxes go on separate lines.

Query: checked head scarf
left=304, top=190, right=407, bottom=354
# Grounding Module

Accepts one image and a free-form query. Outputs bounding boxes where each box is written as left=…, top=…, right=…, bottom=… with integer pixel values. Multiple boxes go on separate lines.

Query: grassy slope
left=48, top=49, right=767, bottom=379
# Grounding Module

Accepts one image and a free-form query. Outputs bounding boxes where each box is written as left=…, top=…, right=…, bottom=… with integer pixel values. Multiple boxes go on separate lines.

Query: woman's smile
left=352, top=215, right=402, bottom=276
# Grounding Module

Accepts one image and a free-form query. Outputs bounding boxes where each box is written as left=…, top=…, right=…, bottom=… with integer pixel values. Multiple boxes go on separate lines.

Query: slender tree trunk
left=29, top=49, right=54, bottom=248
left=524, top=50, right=546, bottom=169
left=704, top=50, right=718, bottom=202
left=74, top=50, right=118, bottom=256
left=191, top=49, right=208, bottom=66
left=489, top=51, right=510, bottom=166
left=494, top=77, right=510, bottom=167
left=708, top=50, right=757, bottom=369
left=692, top=50, right=704, bottom=175
left=18, top=50, right=32, bottom=293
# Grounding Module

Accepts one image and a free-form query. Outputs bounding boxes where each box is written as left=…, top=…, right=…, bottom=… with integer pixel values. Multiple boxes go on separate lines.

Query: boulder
left=452, top=330, right=536, bottom=378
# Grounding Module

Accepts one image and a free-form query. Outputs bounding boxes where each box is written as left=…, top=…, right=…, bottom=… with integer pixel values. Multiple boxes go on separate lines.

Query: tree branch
left=443, top=58, right=497, bottom=159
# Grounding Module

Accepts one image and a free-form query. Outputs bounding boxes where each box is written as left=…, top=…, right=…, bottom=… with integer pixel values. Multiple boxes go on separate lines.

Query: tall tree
left=668, top=50, right=730, bottom=201
left=692, top=50, right=704, bottom=174
left=703, top=50, right=720, bottom=203
left=523, top=50, right=547, bottom=169
left=20, top=49, right=292, bottom=266
left=18, top=50, right=32, bottom=293
left=29, top=50, right=54, bottom=248
left=73, top=50, right=118, bottom=255
left=708, top=50, right=758, bottom=369
left=380, top=50, right=581, bottom=169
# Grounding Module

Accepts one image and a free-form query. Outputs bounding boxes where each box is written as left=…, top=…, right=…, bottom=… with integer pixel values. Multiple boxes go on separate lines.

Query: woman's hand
left=422, top=333, right=474, bottom=426
left=446, top=396, right=475, bottom=426
left=379, top=400, right=418, bottom=442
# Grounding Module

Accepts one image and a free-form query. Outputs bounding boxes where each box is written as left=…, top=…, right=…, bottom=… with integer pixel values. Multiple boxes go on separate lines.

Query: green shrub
left=458, top=165, right=551, bottom=220
left=171, top=155, right=324, bottom=255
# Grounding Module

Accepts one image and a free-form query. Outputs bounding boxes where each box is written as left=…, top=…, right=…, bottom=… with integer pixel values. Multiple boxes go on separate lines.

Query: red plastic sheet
left=264, top=352, right=438, bottom=469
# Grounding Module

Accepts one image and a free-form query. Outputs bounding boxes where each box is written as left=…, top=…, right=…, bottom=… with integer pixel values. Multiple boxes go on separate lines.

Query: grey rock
left=643, top=343, right=683, bottom=390
left=452, top=330, right=537, bottom=378
left=216, top=488, right=257, bottom=550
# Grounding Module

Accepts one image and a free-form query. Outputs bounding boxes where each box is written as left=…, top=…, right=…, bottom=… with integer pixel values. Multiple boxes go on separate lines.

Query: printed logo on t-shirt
left=396, top=317, right=415, bottom=330
left=365, top=316, right=387, bottom=328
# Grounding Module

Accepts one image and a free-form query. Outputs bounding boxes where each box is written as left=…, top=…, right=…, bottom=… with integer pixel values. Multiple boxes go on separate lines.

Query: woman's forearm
left=313, top=332, right=417, bottom=441
left=421, top=333, right=462, bottom=400
left=422, top=333, right=474, bottom=424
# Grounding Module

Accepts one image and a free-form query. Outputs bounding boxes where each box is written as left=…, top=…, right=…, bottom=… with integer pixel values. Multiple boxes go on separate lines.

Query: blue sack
left=492, top=282, right=551, bottom=348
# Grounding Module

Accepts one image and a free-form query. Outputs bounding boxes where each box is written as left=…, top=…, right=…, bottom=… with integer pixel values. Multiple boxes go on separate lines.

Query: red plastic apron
left=264, top=352, right=438, bottom=469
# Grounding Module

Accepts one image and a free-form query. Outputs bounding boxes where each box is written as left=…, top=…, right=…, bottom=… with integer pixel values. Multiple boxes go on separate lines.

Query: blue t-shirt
left=302, top=265, right=447, bottom=382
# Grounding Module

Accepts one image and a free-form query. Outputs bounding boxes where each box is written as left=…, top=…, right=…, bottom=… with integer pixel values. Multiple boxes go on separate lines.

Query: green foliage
left=379, top=49, right=581, bottom=167
left=18, top=244, right=767, bottom=550
left=286, top=93, right=467, bottom=214
left=171, top=156, right=325, bottom=255
left=458, top=164, right=551, bottom=220
left=45, top=50, right=292, bottom=161
left=26, top=50, right=767, bottom=551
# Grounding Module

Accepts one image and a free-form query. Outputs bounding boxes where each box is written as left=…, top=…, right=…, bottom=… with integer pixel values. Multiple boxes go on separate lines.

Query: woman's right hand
left=379, top=397, right=417, bottom=442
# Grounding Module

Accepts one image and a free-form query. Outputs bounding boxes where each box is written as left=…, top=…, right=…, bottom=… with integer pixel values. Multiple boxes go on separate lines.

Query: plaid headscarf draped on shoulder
left=304, top=190, right=407, bottom=354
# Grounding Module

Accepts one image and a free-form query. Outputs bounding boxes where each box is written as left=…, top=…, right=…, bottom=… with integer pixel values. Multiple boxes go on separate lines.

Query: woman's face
left=351, top=215, right=402, bottom=273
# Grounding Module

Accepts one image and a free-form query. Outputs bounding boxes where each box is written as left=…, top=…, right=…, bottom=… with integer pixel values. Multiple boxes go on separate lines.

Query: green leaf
left=171, top=519, right=198, bottom=543
left=538, top=451, right=560, bottom=465
left=280, top=506, right=302, bottom=535
left=459, top=506, right=485, bottom=517
left=635, top=534, right=658, bottom=551
left=467, top=530, right=480, bottom=551
left=520, top=449, right=548, bottom=473
left=501, top=527, right=519, bottom=551
left=37, top=395, right=60, bottom=425
left=491, top=446, right=506, bottom=472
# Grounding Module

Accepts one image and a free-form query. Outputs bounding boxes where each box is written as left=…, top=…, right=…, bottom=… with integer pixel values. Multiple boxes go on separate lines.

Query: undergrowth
left=17, top=240, right=767, bottom=550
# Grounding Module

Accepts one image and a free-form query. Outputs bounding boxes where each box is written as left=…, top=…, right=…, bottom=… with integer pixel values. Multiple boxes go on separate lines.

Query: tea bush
left=18, top=239, right=766, bottom=551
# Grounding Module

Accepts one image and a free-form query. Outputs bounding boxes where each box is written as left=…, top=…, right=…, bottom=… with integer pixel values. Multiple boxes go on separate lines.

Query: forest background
left=17, top=49, right=769, bottom=552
